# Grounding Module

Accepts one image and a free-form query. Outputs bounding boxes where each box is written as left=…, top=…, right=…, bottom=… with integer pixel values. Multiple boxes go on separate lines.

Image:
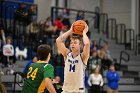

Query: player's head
left=37, top=44, right=51, bottom=61
left=70, top=35, right=82, bottom=52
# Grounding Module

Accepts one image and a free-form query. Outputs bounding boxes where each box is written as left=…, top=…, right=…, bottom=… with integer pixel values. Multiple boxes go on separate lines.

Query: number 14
left=69, top=64, right=75, bottom=72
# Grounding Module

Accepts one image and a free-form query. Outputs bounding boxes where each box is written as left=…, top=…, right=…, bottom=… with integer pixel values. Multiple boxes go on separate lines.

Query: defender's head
left=37, top=45, right=51, bottom=61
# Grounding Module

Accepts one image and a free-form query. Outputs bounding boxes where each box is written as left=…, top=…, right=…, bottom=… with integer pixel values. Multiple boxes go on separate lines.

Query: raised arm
left=56, top=25, right=73, bottom=59
left=82, top=25, right=90, bottom=65
left=1, top=29, right=6, bottom=45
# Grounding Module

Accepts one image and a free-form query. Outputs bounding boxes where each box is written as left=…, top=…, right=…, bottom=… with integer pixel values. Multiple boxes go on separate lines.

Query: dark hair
left=110, top=63, right=114, bottom=67
left=31, top=55, right=37, bottom=59
left=37, top=45, right=51, bottom=61
left=93, top=66, right=100, bottom=73
left=109, top=63, right=115, bottom=69
left=19, top=2, right=25, bottom=7
left=6, top=36, right=12, bottom=40
left=6, top=36, right=12, bottom=43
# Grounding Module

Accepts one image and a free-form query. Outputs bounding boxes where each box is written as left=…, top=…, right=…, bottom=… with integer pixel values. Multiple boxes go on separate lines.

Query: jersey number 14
left=69, top=64, right=75, bottom=72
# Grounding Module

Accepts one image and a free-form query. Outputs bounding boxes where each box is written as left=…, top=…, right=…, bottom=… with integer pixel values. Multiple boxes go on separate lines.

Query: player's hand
left=69, top=23, right=74, bottom=32
left=83, top=24, right=89, bottom=34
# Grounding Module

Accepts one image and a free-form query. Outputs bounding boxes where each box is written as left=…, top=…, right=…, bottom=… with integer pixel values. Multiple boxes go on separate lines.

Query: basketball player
left=56, top=23, right=90, bottom=93
left=21, top=45, right=56, bottom=93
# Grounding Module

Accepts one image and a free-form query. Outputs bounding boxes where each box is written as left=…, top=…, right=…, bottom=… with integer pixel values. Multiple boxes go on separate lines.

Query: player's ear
left=49, top=53, right=51, bottom=57
left=47, top=53, right=51, bottom=59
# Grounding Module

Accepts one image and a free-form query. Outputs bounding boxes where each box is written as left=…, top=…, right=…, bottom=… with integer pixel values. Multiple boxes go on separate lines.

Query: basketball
left=73, top=20, right=87, bottom=35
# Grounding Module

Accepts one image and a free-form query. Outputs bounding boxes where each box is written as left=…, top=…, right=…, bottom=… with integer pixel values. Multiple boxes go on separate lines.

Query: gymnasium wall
left=34, top=0, right=52, bottom=21
left=102, top=0, right=131, bottom=28
left=68, top=0, right=100, bottom=12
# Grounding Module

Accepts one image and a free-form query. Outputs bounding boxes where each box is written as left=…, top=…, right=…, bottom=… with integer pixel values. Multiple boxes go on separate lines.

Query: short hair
left=37, top=45, right=51, bottom=61
left=70, top=35, right=82, bottom=44
left=6, top=36, right=12, bottom=40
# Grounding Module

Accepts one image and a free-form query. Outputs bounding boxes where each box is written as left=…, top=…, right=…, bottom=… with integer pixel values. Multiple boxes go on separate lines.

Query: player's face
left=70, top=39, right=81, bottom=51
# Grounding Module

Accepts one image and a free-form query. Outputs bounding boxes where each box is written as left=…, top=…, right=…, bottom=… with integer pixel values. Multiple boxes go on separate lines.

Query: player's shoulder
left=30, top=62, right=42, bottom=66
left=44, top=63, right=54, bottom=69
left=67, top=52, right=71, bottom=57
left=29, top=62, right=36, bottom=67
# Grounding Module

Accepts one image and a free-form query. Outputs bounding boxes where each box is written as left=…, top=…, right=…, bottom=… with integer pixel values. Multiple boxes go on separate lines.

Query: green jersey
left=21, top=61, right=54, bottom=93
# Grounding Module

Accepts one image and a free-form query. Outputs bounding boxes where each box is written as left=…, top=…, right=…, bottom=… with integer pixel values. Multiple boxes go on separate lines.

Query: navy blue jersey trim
left=67, top=51, right=71, bottom=56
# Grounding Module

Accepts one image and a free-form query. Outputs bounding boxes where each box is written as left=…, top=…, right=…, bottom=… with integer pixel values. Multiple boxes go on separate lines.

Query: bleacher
left=95, top=12, right=140, bottom=93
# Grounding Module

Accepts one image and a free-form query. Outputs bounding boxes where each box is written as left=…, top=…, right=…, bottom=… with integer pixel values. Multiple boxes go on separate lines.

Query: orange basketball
left=73, top=20, right=86, bottom=35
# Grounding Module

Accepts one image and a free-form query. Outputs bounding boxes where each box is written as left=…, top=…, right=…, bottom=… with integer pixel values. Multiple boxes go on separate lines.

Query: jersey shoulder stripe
left=44, top=64, right=48, bottom=68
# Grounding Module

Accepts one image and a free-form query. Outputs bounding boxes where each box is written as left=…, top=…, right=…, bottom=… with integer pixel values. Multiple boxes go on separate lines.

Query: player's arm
left=56, top=25, right=73, bottom=59
left=44, top=65, right=56, bottom=93
left=82, top=24, right=90, bottom=65
left=45, top=78, right=56, bottom=93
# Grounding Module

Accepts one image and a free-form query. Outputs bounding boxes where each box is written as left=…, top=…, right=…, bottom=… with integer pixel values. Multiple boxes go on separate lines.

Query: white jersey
left=62, top=52, right=86, bottom=92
